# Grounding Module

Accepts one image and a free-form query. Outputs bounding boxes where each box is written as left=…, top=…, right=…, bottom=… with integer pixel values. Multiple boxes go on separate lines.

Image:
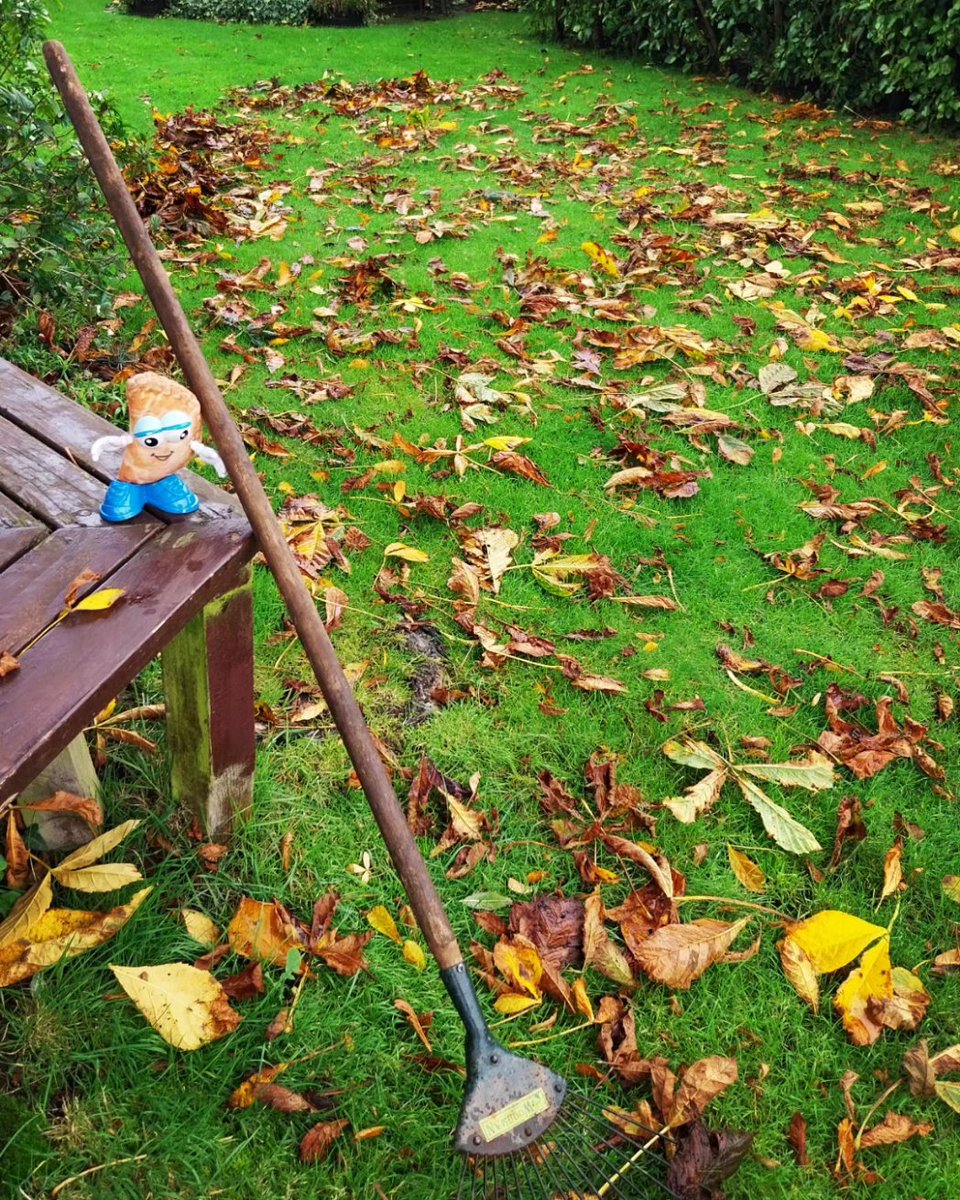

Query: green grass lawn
left=2, top=3, right=960, bottom=1198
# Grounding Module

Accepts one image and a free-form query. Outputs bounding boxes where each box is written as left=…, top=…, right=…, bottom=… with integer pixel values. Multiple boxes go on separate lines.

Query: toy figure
left=91, top=372, right=226, bottom=522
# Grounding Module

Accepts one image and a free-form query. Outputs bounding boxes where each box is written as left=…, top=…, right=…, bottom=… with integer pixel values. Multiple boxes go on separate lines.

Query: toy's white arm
left=190, top=440, right=227, bottom=478
left=90, top=433, right=133, bottom=461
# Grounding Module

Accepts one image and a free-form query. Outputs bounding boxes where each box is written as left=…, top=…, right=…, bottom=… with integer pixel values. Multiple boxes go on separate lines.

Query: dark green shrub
left=0, top=0, right=134, bottom=340
left=165, top=0, right=311, bottom=22
left=528, top=0, right=960, bottom=128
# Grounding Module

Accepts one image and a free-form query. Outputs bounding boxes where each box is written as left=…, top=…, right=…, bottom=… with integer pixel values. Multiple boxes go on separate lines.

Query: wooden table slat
left=0, top=358, right=243, bottom=517
left=0, top=524, right=161, bottom=652
left=0, top=527, right=45, bottom=573
left=0, top=488, right=45, bottom=529
left=0, top=414, right=114, bottom=528
left=0, top=519, right=254, bottom=803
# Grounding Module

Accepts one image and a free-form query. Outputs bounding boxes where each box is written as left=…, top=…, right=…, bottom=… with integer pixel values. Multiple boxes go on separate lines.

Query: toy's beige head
left=118, top=373, right=201, bottom=484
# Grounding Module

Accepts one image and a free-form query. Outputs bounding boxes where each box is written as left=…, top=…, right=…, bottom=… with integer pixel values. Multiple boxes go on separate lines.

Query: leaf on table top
left=0, top=888, right=151, bottom=988
left=110, top=962, right=242, bottom=1050
left=63, top=568, right=102, bottom=608
left=0, top=874, right=53, bottom=950
left=71, top=587, right=126, bottom=613
left=784, top=910, right=886, bottom=975
left=733, top=774, right=821, bottom=854
left=300, top=1118, right=350, bottom=1164
left=0, top=648, right=20, bottom=677
left=228, top=898, right=306, bottom=967
left=634, top=917, right=751, bottom=990
left=55, top=819, right=141, bottom=872
left=727, top=846, right=766, bottom=894
left=52, top=862, right=144, bottom=893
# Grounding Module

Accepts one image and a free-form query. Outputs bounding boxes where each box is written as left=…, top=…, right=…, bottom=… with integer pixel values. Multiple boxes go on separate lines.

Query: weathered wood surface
left=164, top=566, right=255, bottom=837
left=0, top=528, right=44, bottom=572
left=0, top=524, right=158, bottom=653
left=0, top=413, right=108, bottom=527
left=0, top=519, right=254, bottom=805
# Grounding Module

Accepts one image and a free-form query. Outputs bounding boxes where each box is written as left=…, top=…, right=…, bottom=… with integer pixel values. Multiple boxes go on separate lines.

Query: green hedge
left=122, top=0, right=380, bottom=24
left=527, top=0, right=960, bottom=127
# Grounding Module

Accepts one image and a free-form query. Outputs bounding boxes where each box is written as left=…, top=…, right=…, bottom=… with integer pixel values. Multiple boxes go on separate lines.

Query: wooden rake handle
left=43, top=40, right=464, bottom=972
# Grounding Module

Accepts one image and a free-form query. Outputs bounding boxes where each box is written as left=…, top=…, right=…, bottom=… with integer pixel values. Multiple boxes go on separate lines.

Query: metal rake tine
left=507, top=1147, right=527, bottom=1198
left=564, top=1103, right=674, bottom=1195
left=550, top=1112, right=631, bottom=1200
left=537, top=1130, right=584, bottom=1200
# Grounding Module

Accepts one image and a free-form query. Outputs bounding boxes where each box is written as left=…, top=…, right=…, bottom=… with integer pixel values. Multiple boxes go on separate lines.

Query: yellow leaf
left=383, top=542, right=429, bottom=563
left=778, top=936, right=820, bottom=1012
left=0, top=888, right=151, bottom=988
left=111, top=962, right=242, bottom=1050
left=798, top=328, right=841, bottom=353
left=727, top=846, right=766, bottom=894
left=402, top=940, right=426, bottom=971
left=880, top=844, right=903, bottom=901
left=71, top=588, right=126, bottom=612
left=571, top=976, right=594, bottom=1022
left=482, top=436, right=531, bottom=452
left=834, top=935, right=893, bottom=1045
left=785, top=910, right=886, bottom=974
left=56, top=819, right=141, bottom=872
left=943, top=876, right=960, bottom=903
left=52, top=862, right=143, bottom=893
left=948, top=226, right=960, bottom=245
left=493, top=992, right=541, bottom=1015
left=934, top=1080, right=960, bottom=1113
left=580, top=241, right=620, bottom=278
left=494, top=940, right=542, bottom=998
left=0, top=874, right=54, bottom=949
left=367, top=905, right=401, bottom=944
left=180, top=909, right=221, bottom=948
left=228, top=898, right=305, bottom=967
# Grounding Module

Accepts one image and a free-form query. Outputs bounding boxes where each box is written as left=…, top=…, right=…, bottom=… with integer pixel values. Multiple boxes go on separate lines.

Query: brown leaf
left=489, top=449, right=550, bottom=486
left=777, top=938, right=820, bottom=1013
left=597, top=997, right=652, bottom=1086
left=265, top=1007, right=294, bottom=1041
left=220, top=961, right=265, bottom=1000
left=635, top=917, right=751, bottom=990
left=395, top=998, right=434, bottom=1052
left=828, top=796, right=867, bottom=871
left=18, top=791, right=103, bottom=827
left=508, top=896, right=584, bottom=972
left=599, top=834, right=674, bottom=897
left=227, top=898, right=306, bottom=967
left=0, top=648, right=20, bottom=677
left=912, top=600, right=960, bottom=630
left=787, top=1112, right=809, bottom=1166
left=670, top=1057, right=739, bottom=1127
left=666, top=1120, right=753, bottom=1198
left=63, top=568, right=102, bottom=608
left=299, top=1118, right=349, bottom=1164
left=582, top=892, right=633, bottom=986
left=858, top=1111, right=933, bottom=1149
left=4, top=814, right=30, bottom=890
left=253, top=1083, right=315, bottom=1113
left=726, top=845, right=765, bottom=893
left=902, top=1041, right=936, bottom=1098
left=880, top=843, right=903, bottom=900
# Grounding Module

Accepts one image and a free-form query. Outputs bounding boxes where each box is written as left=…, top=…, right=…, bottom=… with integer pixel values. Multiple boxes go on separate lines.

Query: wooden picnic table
left=0, top=357, right=256, bottom=839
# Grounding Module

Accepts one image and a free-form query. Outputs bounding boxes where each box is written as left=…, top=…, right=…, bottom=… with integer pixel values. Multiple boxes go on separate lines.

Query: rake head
left=444, top=965, right=675, bottom=1200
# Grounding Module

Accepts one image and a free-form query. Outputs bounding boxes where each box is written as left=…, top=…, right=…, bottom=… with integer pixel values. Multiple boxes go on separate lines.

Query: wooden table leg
left=17, top=735, right=102, bottom=850
left=162, top=565, right=255, bottom=838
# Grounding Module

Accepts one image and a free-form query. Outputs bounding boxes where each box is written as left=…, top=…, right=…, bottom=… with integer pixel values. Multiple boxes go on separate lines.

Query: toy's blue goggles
left=133, top=410, right=193, bottom=447
left=134, top=421, right=191, bottom=440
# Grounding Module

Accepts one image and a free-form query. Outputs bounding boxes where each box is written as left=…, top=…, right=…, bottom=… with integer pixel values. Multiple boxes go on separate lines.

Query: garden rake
left=44, top=41, right=677, bottom=1199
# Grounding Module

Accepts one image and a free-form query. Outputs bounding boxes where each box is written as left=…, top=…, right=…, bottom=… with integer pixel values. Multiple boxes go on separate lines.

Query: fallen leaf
left=858, top=1111, right=933, bottom=1149
left=0, top=888, right=151, bottom=988
left=71, top=587, right=126, bottom=613
left=227, top=898, right=306, bottom=967
left=180, top=909, right=221, bottom=948
left=670, top=1057, right=739, bottom=1127
left=784, top=910, right=886, bottom=974
left=300, top=1118, right=349, bottom=1164
left=367, top=905, right=401, bottom=943
left=778, top=937, right=820, bottom=1012
left=52, top=862, right=143, bottom=893
left=403, top=939, right=426, bottom=971
left=0, top=874, right=54, bottom=949
left=17, top=791, right=102, bottom=827
left=834, top=935, right=892, bottom=1045
left=54, top=819, right=141, bottom=872
left=110, top=962, right=242, bottom=1049
left=4, top=814, right=30, bottom=889
left=635, top=917, right=751, bottom=990
left=726, top=846, right=765, bottom=893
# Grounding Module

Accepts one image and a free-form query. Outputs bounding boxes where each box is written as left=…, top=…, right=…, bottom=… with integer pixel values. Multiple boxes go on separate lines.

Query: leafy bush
left=528, top=0, right=960, bottom=128
left=165, top=0, right=311, bottom=22
left=0, top=0, right=133, bottom=340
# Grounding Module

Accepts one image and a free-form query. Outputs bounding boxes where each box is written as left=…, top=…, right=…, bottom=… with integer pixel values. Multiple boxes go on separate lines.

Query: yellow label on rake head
left=479, top=1088, right=549, bottom=1143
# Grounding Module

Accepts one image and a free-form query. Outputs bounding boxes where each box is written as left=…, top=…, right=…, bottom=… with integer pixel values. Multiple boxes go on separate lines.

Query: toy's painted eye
left=143, top=436, right=160, bottom=448
left=178, top=429, right=190, bottom=441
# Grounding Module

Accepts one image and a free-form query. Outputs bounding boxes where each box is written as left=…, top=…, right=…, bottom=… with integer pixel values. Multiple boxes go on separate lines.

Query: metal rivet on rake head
left=554, top=1082, right=563, bottom=1093
left=490, top=1053, right=499, bottom=1064
left=523, top=1127, right=532, bottom=1138
left=473, top=1135, right=482, bottom=1146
